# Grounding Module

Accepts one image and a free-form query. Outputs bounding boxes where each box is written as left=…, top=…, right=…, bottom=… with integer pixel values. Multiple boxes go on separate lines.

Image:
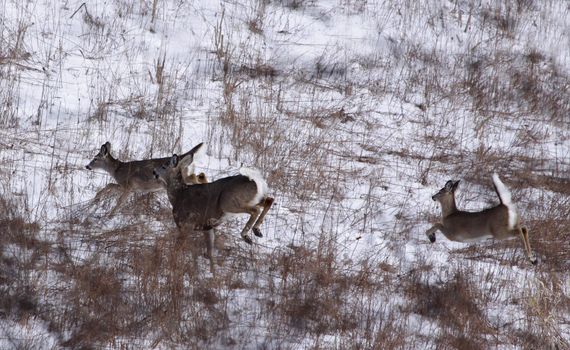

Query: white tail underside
left=492, top=173, right=517, bottom=229
left=239, top=167, right=269, bottom=206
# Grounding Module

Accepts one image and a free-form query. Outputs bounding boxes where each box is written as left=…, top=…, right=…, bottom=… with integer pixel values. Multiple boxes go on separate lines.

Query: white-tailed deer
left=153, top=148, right=274, bottom=273
left=426, top=174, right=537, bottom=264
left=86, top=142, right=205, bottom=215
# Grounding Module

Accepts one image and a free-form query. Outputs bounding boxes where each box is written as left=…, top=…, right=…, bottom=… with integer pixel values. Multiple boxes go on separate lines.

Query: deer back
left=442, top=204, right=511, bottom=242
left=113, top=158, right=170, bottom=191
left=170, top=175, right=258, bottom=230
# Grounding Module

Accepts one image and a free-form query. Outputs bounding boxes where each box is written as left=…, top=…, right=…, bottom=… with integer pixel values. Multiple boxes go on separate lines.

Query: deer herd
left=86, top=141, right=538, bottom=274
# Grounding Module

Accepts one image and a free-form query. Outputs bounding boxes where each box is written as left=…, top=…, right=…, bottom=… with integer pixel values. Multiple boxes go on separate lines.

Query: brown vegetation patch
left=404, top=270, right=495, bottom=347
left=266, top=240, right=372, bottom=336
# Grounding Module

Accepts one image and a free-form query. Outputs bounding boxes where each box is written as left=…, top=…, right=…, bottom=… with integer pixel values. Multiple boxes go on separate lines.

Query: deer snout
left=431, top=195, right=437, bottom=201
left=152, top=169, right=159, bottom=179
left=85, top=164, right=92, bottom=170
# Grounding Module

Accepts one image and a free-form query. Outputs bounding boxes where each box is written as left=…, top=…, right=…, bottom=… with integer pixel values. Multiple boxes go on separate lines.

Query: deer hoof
left=253, top=228, right=263, bottom=237
left=243, top=235, right=253, bottom=245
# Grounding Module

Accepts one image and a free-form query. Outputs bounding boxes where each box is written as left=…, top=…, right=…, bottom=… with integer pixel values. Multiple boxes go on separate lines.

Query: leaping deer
left=152, top=146, right=274, bottom=273
left=86, top=142, right=205, bottom=214
left=426, top=174, right=537, bottom=264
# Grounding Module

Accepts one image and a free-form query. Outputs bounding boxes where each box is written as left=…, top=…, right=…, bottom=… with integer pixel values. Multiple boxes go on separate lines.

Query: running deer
left=86, top=142, right=205, bottom=214
left=426, top=174, right=537, bottom=264
left=153, top=149, right=274, bottom=273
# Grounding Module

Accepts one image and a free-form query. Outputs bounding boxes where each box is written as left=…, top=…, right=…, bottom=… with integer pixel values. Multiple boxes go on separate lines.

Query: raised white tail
left=240, top=167, right=269, bottom=207
left=492, top=173, right=518, bottom=230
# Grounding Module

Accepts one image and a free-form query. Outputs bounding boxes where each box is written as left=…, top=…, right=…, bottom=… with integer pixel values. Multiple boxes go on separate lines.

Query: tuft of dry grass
left=1, top=0, right=569, bottom=348
left=270, top=244, right=358, bottom=334
left=403, top=269, right=495, bottom=349
left=0, top=195, right=43, bottom=330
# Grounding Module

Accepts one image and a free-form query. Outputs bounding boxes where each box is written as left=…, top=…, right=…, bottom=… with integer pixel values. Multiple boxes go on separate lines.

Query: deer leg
left=240, top=207, right=260, bottom=245
left=181, top=232, right=201, bottom=272
left=252, top=197, right=274, bottom=238
left=81, top=184, right=121, bottom=222
left=513, top=226, right=531, bottom=263
left=175, top=226, right=203, bottom=274
left=93, top=183, right=121, bottom=203
left=518, top=227, right=537, bottom=265
left=204, top=229, right=216, bottom=275
left=425, top=223, right=443, bottom=243
left=109, top=190, right=129, bottom=216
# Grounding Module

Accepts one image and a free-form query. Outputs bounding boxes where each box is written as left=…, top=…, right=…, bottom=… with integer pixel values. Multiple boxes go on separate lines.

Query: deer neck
left=104, top=156, right=122, bottom=179
left=165, top=173, right=186, bottom=204
left=438, top=195, right=458, bottom=217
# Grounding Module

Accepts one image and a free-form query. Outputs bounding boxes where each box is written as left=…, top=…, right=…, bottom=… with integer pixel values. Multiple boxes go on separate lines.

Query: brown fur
left=426, top=178, right=537, bottom=264
left=153, top=150, right=274, bottom=274
left=86, top=142, right=204, bottom=214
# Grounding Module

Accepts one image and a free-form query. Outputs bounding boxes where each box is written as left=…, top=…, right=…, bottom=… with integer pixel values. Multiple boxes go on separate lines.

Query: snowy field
left=1, top=0, right=569, bottom=348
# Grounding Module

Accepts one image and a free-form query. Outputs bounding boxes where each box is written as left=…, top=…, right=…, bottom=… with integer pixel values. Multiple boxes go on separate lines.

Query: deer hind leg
left=516, top=226, right=537, bottom=265
left=425, top=223, right=443, bottom=243
left=252, top=197, right=274, bottom=238
left=203, top=229, right=216, bottom=275
left=240, top=207, right=261, bottom=245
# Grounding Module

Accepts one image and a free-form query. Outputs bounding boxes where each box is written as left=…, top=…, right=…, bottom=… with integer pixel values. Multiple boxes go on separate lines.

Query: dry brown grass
left=403, top=269, right=495, bottom=349
left=269, top=240, right=358, bottom=335
left=1, top=0, right=569, bottom=348
left=0, top=195, right=44, bottom=334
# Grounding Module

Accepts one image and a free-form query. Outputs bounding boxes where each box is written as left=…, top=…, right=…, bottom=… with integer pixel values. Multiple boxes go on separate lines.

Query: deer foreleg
left=93, top=183, right=121, bottom=203
left=426, top=223, right=444, bottom=243
left=109, top=190, right=129, bottom=216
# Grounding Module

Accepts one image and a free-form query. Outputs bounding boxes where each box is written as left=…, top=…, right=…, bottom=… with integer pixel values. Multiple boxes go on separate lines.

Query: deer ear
left=179, top=144, right=201, bottom=169
left=100, top=142, right=110, bottom=156
left=453, top=180, right=460, bottom=190
left=189, top=142, right=204, bottom=156
left=178, top=153, right=194, bottom=169
left=444, top=180, right=455, bottom=191
left=169, top=154, right=179, bottom=168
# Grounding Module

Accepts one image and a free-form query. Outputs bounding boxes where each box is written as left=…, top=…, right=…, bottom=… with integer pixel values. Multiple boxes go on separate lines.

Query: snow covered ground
left=1, top=0, right=569, bottom=348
